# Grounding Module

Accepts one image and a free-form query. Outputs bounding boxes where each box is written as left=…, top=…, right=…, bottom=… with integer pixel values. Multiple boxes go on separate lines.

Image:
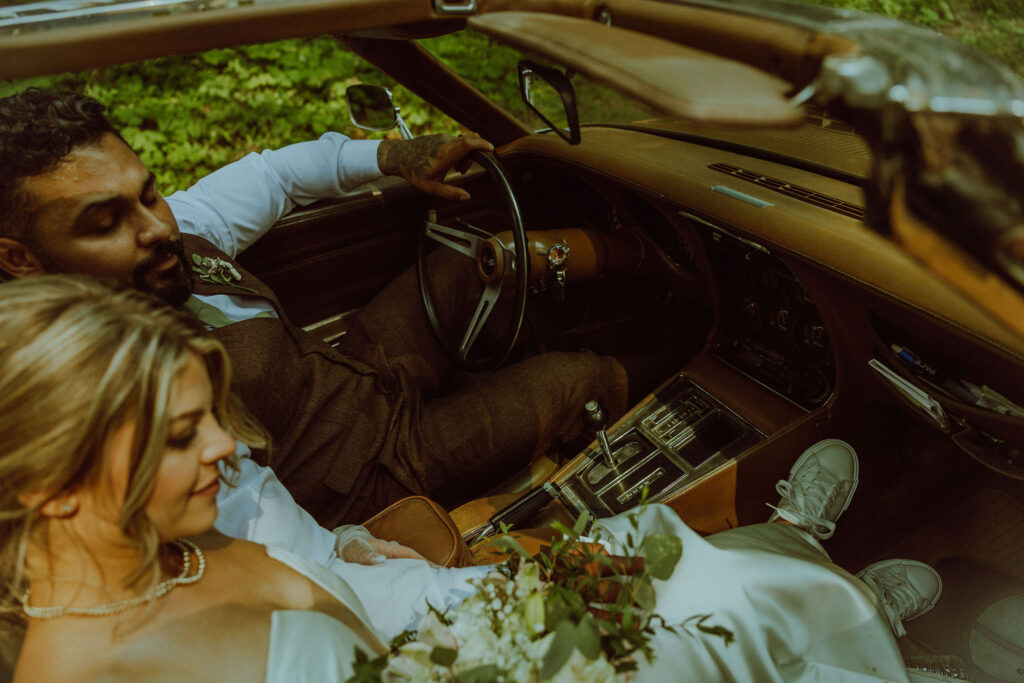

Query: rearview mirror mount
left=517, top=60, right=580, bottom=145
left=345, top=84, right=413, bottom=140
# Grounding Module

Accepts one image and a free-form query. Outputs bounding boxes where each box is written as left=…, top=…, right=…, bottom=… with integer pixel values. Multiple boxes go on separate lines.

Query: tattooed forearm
left=378, top=135, right=452, bottom=179
left=374, top=132, right=490, bottom=200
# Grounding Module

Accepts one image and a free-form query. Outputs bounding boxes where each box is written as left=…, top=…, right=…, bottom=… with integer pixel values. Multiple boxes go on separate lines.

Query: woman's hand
left=333, top=524, right=428, bottom=565
left=365, top=538, right=428, bottom=562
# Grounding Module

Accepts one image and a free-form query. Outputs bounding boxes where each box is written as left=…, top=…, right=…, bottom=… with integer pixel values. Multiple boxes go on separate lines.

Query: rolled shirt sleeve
left=167, top=133, right=383, bottom=257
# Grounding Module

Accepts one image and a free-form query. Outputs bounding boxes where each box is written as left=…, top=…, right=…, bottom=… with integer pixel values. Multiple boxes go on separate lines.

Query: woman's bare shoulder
left=17, top=596, right=272, bottom=683
left=15, top=535, right=281, bottom=683
left=15, top=620, right=111, bottom=683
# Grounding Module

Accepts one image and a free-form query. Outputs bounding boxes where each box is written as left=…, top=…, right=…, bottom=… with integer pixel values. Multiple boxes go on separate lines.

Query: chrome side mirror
left=345, top=84, right=412, bottom=140
left=517, top=60, right=580, bottom=145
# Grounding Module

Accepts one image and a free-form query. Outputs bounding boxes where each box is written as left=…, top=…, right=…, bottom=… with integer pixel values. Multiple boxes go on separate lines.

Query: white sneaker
left=767, top=438, right=858, bottom=540
left=857, top=559, right=942, bottom=638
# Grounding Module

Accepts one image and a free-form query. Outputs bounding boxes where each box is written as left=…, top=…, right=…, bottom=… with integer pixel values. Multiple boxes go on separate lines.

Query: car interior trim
left=0, top=0, right=444, bottom=79
left=476, top=0, right=859, bottom=86
left=468, top=11, right=802, bottom=126
left=591, top=123, right=869, bottom=186
left=432, top=0, right=478, bottom=14
left=708, top=162, right=866, bottom=219
left=710, top=185, right=774, bottom=208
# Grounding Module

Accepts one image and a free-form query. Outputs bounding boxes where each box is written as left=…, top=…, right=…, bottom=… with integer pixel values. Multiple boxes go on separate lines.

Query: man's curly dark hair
left=0, top=88, right=117, bottom=239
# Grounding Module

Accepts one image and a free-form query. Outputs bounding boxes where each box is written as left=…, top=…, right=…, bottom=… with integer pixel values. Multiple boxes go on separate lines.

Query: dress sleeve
left=167, top=133, right=383, bottom=257
left=214, top=445, right=339, bottom=568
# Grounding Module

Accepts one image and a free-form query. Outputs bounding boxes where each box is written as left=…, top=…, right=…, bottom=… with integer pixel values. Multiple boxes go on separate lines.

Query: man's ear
left=0, top=237, right=46, bottom=278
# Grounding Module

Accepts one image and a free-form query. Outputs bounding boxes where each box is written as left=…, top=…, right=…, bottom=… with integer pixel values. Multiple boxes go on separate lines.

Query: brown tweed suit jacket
left=183, top=233, right=402, bottom=520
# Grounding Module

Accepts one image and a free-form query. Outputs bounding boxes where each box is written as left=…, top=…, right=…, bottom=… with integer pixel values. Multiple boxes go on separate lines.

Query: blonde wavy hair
left=0, top=274, right=268, bottom=624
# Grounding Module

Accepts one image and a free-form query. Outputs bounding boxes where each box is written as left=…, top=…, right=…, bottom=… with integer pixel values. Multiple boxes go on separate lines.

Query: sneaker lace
left=768, top=460, right=841, bottom=539
left=861, top=567, right=922, bottom=638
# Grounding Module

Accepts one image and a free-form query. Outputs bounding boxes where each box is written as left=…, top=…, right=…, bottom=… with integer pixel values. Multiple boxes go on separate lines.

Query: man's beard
left=132, top=239, right=194, bottom=306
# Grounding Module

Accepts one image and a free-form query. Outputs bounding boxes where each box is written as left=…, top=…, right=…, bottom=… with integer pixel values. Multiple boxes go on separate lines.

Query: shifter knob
left=583, top=400, right=615, bottom=468
left=583, top=400, right=607, bottom=433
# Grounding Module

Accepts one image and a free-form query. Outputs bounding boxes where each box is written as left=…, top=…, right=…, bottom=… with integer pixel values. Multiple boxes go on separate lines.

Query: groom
left=0, top=87, right=629, bottom=526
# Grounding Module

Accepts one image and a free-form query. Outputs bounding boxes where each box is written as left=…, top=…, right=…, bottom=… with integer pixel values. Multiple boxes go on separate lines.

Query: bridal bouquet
left=348, top=511, right=733, bottom=682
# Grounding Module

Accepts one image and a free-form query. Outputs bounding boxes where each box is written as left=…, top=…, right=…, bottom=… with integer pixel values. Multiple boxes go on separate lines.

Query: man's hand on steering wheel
left=378, top=132, right=494, bottom=201
left=418, top=149, right=529, bottom=370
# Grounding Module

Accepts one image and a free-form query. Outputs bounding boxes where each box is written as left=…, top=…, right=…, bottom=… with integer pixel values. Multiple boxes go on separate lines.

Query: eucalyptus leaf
left=540, top=619, right=577, bottom=679
left=574, top=616, right=601, bottom=660
left=544, top=592, right=573, bottom=628
left=634, top=575, right=656, bottom=611
left=550, top=521, right=572, bottom=538
left=571, top=510, right=590, bottom=537
left=344, top=646, right=387, bottom=683
left=455, top=664, right=503, bottom=683
left=642, top=533, right=682, bottom=580
left=430, top=646, right=458, bottom=667
left=493, top=534, right=531, bottom=560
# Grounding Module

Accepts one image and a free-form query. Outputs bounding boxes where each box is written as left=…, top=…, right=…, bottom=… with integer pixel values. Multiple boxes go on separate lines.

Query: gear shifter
left=583, top=400, right=616, bottom=468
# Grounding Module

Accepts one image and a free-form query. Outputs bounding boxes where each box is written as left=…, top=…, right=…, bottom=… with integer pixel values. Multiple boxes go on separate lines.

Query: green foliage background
left=2, top=0, right=1021, bottom=193
left=801, top=0, right=1024, bottom=70
left=1, top=38, right=464, bottom=194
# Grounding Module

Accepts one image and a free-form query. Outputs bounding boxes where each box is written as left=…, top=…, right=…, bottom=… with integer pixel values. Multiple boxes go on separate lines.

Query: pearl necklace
left=22, top=539, right=205, bottom=619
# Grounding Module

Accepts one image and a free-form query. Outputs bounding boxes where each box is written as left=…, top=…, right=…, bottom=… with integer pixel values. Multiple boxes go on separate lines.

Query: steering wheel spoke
left=458, top=280, right=503, bottom=358
left=424, top=220, right=486, bottom=259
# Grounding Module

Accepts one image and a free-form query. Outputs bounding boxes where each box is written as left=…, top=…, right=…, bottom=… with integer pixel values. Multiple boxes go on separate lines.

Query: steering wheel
left=417, top=150, right=530, bottom=372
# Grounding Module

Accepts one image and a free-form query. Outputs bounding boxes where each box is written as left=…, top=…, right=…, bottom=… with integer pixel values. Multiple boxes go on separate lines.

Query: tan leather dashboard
left=500, top=127, right=1024, bottom=361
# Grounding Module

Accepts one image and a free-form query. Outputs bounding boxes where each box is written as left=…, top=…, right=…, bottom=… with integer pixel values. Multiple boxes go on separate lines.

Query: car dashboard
left=242, top=118, right=1024, bottom=562
left=485, top=123, right=1024, bottom=541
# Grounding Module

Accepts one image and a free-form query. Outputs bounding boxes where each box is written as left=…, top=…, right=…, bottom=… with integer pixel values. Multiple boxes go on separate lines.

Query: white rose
left=452, top=625, right=501, bottom=670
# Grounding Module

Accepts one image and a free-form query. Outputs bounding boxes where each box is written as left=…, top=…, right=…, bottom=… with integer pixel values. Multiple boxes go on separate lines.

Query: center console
left=702, top=224, right=835, bottom=410
left=557, top=375, right=763, bottom=520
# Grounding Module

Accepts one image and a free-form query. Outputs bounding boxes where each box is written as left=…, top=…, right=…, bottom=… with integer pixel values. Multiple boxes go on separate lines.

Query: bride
left=2, top=275, right=919, bottom=682
left=3, top=275, right=389, bottom=681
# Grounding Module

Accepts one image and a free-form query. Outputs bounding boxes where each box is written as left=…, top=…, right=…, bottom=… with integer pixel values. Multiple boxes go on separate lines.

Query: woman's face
left=104, top=354, right=237, bottom=541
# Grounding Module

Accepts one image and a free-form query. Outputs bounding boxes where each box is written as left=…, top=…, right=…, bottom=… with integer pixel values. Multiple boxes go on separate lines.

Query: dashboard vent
left=708, top=162, right=865, bottom=220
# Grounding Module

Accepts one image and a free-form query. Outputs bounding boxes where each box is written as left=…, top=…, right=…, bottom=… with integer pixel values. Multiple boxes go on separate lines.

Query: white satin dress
left=263, top=505, right=909, bottom=682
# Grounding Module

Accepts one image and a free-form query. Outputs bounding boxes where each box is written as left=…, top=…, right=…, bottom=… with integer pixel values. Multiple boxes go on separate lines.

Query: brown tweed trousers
left=183, top=233, right=628, bottom=528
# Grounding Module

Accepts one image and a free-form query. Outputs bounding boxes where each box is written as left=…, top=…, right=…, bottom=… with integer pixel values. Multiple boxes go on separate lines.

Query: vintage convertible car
left=4, top=0, right=1024, bottom=674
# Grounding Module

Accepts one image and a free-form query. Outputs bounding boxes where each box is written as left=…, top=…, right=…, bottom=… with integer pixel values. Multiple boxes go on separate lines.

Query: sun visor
left=468, top=11, right=802, bottom=127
